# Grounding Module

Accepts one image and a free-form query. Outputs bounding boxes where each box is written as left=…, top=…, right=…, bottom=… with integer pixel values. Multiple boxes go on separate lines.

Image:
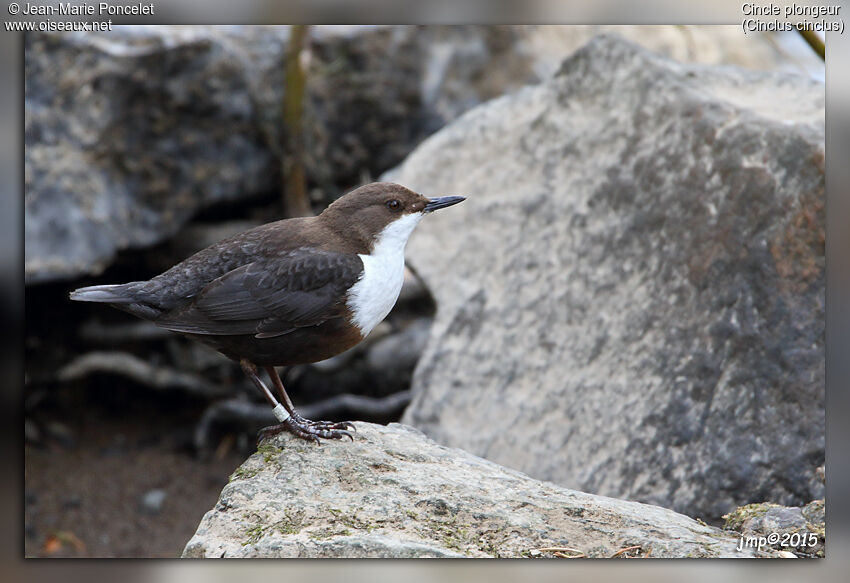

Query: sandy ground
left=25, top=401, right=246, bottom=558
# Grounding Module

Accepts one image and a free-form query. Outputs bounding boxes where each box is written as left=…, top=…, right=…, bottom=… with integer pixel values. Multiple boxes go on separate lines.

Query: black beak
left=424, top=196, right=466, bottom=213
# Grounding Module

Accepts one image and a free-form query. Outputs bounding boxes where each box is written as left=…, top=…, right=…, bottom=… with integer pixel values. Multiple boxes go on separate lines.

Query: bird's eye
left=386, top=199, right=401, bottom=211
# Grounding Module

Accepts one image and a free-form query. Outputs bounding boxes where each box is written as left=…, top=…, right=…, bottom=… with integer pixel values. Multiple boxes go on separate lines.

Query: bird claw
left=257, top=414, right=356, bottom=444
left=309, top=420, right=356, bottom=433
left=290, top=412, right=356, bottom=433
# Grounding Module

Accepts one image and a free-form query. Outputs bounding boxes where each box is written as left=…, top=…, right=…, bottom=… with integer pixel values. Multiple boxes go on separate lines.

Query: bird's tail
left=69, top=283, right=137, bottom=303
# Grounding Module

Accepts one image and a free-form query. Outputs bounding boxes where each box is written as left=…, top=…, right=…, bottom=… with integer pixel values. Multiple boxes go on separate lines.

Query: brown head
left=319, top=182, right=464, bottom=253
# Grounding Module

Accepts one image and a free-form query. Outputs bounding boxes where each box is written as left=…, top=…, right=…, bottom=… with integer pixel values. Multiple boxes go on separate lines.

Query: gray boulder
left=183, top=423, right=772, bottom=558
left=25, top=27, right=276, bottom=284
left=390, top=35, right=825, bottom=521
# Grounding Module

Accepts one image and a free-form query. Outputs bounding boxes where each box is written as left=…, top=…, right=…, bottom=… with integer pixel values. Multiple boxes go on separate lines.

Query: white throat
left=347, top=212, right=423, bottom=336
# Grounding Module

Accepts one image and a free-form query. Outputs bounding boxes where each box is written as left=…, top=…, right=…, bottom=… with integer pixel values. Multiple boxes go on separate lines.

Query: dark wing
left=153, top=248, right=364, bottom=338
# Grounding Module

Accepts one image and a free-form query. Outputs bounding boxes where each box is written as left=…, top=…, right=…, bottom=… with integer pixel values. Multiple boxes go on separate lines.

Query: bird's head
left=321, top=182, right=465, bottom=254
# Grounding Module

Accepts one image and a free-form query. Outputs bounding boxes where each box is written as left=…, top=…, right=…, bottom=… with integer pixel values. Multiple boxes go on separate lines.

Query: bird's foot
left=290, top=411, right=356, bottom=432
left=258, top=413, right=355, bottom=444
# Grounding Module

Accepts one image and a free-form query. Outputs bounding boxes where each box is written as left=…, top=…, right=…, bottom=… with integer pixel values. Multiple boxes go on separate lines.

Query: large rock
left=25, top=27, right=276, bottom=284
left=26, top=25, right=815, bottom=284
left=183, top=423, right=772, bottom=558
left=390, top=35, right=825, bottom=521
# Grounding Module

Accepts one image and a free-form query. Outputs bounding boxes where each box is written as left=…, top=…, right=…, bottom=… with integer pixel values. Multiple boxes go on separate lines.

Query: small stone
left=140, top=489, right=167, bottom=515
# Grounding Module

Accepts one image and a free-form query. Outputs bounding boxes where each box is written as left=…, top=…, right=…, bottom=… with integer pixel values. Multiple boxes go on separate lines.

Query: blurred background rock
left=24, top=25, right=824, bottom=557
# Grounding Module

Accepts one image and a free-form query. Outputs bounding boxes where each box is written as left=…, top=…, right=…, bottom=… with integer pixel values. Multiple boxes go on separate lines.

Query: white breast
left=347, top=212, right=423, bottom=337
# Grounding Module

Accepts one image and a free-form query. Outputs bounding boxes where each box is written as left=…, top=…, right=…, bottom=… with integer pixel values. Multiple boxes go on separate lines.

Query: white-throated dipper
left=70, top=182, right=464, bottom=442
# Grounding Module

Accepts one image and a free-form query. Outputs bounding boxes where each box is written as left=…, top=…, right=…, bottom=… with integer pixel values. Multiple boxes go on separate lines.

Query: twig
left=610, top=545, right=642, bottom=558
left=536, top=546, right=587, bottom=558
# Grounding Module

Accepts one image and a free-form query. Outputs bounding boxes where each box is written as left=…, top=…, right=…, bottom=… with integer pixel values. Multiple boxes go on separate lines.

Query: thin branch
left=535, top=546, right=587, bottom=558
left=610, top=545, right=642, bottom=558
left=282, top=24, right=311, bottom=216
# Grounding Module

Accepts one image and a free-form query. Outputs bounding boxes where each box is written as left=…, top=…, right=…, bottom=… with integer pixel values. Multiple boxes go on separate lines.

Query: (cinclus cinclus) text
left=70, top=182, right=464, bottom=443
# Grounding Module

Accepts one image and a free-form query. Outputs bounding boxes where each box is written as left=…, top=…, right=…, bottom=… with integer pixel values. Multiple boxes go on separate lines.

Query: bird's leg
left=263, top=366, right=297, bottom=413
left=239, top=358, right=352, bottom=443
left=240, top=359, right=316, bottom=443
left=265, top=366, right=355, bottom=433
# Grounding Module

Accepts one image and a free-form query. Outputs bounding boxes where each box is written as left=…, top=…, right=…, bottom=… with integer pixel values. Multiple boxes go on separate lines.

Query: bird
left=69, top=182, right=465, bottom=443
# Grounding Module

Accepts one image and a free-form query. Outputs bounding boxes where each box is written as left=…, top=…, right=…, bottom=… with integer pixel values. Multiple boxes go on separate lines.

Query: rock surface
left=26, top=25, right=817, bottom=284
left=182, top=423, right=770, bottom=558
left=390, top=35, right=825, bottom=521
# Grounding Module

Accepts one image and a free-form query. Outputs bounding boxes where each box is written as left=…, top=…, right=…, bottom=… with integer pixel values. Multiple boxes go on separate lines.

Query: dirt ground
left=24, top=398, right=246, bottom=558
